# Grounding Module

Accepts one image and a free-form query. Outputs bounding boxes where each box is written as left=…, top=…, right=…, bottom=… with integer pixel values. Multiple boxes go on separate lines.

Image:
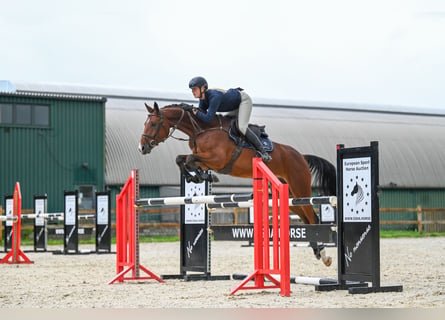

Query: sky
left=1, top=0, right=445, bottom=111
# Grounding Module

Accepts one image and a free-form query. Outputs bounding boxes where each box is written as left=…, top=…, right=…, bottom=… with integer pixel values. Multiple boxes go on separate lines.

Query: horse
left=139, top=102, right=336, bottom=266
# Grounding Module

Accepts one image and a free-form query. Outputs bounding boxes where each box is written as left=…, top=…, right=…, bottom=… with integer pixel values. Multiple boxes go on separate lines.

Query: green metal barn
left=0, top=90, right=106, bottom=213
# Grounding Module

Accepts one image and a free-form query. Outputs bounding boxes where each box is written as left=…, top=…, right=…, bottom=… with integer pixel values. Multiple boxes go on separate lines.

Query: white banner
left=342, top=157, right=372, bottom=222
left=184, top=182, right=205, bottom=224
left=5, top=198, right=13, bottom=227
left=96, top=195, right=109, bottom=225
left=35, top=199, right=46, bottom=226
left=65, top=195, right=76, bottom=225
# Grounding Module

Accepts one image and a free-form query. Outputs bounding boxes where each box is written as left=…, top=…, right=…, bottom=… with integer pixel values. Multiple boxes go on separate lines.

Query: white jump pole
left=207, top=196, right=337, bottom=209
left=135, top=193, right=254, bottom=206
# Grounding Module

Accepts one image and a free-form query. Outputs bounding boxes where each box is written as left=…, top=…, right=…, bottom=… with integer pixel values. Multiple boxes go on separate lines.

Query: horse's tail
left=304, top=154, right=337, bottom=196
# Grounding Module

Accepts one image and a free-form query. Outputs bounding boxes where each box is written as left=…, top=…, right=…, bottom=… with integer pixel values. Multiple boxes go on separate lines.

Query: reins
left=186, top=112, right=228, bottom=152
left=142, top=105, right=229, bottom=155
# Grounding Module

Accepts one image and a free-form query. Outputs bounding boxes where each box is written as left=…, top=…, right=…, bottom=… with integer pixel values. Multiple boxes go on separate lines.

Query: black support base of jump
left=51, top=249, right=115, bottom=255
left=349, top=285, right=404, bottom=294
left=95, top=250, right=115, bottom=254
left=24, top=249, right=48, bottom=253
left=316, top=283, right=403, bottom=294
left=52, top=249, right=95, bottom=255
left=161, top=273, right=231, bottom=281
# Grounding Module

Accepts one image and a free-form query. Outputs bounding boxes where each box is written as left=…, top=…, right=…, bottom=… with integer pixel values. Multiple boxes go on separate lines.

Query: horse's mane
left=163, top=104, right=182, bottom=109
left=162, top=104, right=232, bottom=129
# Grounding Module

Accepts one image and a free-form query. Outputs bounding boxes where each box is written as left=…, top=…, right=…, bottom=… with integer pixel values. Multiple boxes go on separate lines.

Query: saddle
left=228, top=119, right=274, bottom=152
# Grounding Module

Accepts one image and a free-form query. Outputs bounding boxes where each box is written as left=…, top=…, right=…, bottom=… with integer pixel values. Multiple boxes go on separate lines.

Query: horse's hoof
left=201, top=172, right=210, bottom=180
left=323, top=256, right=332, bottom=267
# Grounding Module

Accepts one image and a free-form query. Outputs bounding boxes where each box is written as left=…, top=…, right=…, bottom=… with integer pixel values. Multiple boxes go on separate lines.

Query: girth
left=217, top=144, right=244, bottom=175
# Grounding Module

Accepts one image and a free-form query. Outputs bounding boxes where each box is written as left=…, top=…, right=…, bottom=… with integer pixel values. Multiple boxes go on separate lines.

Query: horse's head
left=139, top=102, right=188, bottom=154
left=138, top=102, right=169, bottom=155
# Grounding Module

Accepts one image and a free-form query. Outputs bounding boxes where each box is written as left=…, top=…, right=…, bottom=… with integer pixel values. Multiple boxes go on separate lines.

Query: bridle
left=140, top=107, right=187, bottom=150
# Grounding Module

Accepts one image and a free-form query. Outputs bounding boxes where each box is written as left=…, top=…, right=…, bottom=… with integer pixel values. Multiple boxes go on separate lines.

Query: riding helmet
left=189, top=76, right=208, bottom=89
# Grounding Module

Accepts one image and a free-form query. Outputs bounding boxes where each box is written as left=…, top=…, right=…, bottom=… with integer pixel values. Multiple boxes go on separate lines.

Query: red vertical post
left=271, top=187, right=279, bottom=271
left=260, top=167, right=268, bottom=277
left=114, top=190, right=127, bottom=280
left=231, top=158, right=290, bottom=296
left=0, top=182, right=33, bottom=264
left=115, top=193, right=122, bottom=277
left=252, top=158, right=264, bottom=288
left=279, top=183, right=290, bottom=295
left=129, top=170, right=136, bottom=278
left=109, top=170, right=164, bottom=284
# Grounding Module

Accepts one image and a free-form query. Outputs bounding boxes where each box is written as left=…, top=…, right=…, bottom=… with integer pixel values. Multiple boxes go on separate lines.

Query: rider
left=187, top=76, right=272, bottom=162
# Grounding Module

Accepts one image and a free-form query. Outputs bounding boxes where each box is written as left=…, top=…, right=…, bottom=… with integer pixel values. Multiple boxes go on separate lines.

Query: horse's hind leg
left=283, top=153, right=333, bottom=267
left=293, top=205, right=332, bottom=267
left=310, top=242, right=332, bottom=266
left=306, top=207, right=332, bottom=267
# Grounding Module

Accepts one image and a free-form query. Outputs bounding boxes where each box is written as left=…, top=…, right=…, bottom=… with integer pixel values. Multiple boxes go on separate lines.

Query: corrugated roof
left=13, top=81, right=445, bottom=115
left=106, top=97, right=445, bottom=189
left=10, top=82, right=445, bottom=189
left=1, top=90, right=106, bottom=102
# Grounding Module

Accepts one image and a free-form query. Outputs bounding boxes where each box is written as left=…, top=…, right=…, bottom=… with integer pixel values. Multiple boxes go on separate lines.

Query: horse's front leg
left=184, top=154, right=219, bottom=183
left=176, top=154, right=197, bottom=183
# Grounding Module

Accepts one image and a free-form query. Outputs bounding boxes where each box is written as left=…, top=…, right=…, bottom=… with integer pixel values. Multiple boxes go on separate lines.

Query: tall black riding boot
left=245, top=128, right=272, bottom=162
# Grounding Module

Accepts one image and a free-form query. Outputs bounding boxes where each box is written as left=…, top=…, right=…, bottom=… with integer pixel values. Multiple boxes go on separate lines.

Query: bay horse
left=139, top=102, right=336, bottom=266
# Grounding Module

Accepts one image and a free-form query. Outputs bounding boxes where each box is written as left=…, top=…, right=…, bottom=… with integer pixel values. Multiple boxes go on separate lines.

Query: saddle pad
left=228, top=127, right=274, bottom=152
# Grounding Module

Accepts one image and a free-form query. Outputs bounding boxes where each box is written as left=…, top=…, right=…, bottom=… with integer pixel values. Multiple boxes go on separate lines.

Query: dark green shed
left=0, top=91, right=106, bottom=213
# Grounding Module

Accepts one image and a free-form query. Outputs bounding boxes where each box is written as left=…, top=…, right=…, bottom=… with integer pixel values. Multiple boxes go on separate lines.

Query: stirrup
left=257, top=151, right=272, bottom=162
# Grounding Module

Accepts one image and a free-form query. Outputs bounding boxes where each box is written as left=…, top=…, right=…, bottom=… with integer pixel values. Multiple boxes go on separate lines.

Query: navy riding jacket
left=196, top=88, right=241, bottom=123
